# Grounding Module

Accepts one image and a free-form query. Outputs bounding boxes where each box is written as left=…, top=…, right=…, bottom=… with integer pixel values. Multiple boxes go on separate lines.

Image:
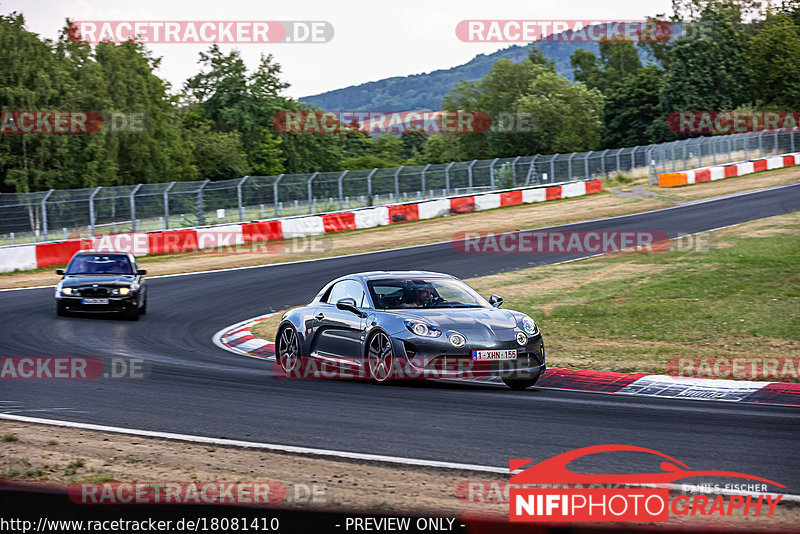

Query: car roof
left=343, top=271, right=457, bottom=282
left=72, top=250, right=132, bottom=256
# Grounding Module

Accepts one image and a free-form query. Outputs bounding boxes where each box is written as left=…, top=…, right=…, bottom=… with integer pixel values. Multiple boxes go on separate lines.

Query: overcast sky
left=5, top=0, right=673, bottom=100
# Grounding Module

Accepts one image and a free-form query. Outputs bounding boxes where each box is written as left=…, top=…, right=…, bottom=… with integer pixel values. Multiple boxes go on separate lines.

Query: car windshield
left=66, top=254, right=133, bottom=275
left=367, top=278, right=488, bottom=309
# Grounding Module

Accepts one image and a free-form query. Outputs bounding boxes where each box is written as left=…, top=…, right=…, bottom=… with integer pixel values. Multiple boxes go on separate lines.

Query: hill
left=300, top=27, right=652, bottom=111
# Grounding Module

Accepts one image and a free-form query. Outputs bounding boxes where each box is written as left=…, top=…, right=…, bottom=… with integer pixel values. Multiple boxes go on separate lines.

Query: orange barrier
left=658, top=172, right=687, bottom=187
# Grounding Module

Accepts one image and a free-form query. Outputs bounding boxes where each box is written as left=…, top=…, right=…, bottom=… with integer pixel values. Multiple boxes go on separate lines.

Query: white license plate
left=472, top=349, right=518, bottom=361
left=82, top=298, right=109, bottom=304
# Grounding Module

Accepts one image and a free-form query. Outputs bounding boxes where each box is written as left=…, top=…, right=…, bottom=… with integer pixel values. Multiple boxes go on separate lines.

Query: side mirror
left=336, top=297, right=360, bottom=315
left=489, top=295, right=503, bottom=308
left=137, top=269, right=147, bottom=275
left=55, top=269, right=64, bottom=275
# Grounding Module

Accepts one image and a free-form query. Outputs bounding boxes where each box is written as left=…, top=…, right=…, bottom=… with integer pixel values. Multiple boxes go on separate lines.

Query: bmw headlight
left=521, top=316, right=539, bottom=336
left=403, top=319, right=441, bottom=337
left=118, top=287, right=130, bottom=296
left=62, top=287, right=74, bottom=295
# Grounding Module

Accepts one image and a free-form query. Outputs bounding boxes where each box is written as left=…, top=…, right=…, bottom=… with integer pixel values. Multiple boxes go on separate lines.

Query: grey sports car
left=275, top=271, right=545, bottom=390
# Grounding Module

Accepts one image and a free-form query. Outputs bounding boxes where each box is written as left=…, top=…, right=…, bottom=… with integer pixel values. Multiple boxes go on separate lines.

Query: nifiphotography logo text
left=505, top=445, right=785, bottom=522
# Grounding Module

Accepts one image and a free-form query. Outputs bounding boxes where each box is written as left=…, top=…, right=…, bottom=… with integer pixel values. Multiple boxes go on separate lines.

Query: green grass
left=468, top=213, right=800, bottom=377
left=2, top=434, right=19, bottom=442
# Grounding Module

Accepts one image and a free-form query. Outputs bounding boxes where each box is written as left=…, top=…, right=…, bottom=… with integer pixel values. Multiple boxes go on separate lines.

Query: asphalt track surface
left=2, top=184, right=800, bottom=490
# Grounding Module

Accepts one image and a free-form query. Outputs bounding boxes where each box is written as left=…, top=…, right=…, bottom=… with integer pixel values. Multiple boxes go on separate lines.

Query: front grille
left=425, top=351, right=544, bottom=374
left=80, top=287, right=110, bottom=297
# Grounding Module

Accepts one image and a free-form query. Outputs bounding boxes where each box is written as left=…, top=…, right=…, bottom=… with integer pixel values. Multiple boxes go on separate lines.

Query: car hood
left=392, top=308, right=520, bottom=337
left=61, top=275, right=137, bottom=287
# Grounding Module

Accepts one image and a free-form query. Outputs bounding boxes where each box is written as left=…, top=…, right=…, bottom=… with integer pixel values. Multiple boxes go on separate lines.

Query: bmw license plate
left=82, top=298, right=109, bottom=304
left=472, top=349, right=518, bottom=361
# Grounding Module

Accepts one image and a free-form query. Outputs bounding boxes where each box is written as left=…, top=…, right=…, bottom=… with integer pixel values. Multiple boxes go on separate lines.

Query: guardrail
left=0, top=179, right=601, bottom=273
left=2, top=129, right=796, bottom=246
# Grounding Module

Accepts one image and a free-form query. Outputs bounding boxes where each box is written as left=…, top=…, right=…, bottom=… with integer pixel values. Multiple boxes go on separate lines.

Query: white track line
left=1, top=412, right=798, bottom=502
left=0, top=413, right=505, bottom=474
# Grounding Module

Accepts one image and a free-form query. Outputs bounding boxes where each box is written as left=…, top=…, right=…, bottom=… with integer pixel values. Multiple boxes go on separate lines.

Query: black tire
left=502, top=372, right=542, bottom=391
left=276, top=325, right=301, bottom=375
left=56, top=302, right=67, bottom=317
left=366, top=331, right=395, bottom=384
left=139, top=295, right=147, bottom=315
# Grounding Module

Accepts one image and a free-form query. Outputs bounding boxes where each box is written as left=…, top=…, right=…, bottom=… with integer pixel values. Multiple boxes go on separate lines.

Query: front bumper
left=56, top=295, right=138, bottom=313
left=395, top=334, right=546, bottom=379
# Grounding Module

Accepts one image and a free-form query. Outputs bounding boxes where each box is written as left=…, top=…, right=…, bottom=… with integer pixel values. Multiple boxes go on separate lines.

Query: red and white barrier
left=0, top=179, right=602, bottom=273
left=659, top=152, right=800, bottom=187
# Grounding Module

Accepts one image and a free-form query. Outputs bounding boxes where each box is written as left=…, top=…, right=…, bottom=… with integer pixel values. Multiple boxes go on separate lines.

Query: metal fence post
left=421, top=164, right=431, bottom=197
left=237, top=176, right=249, bottom=222
left=272, top=174, right=285, bottom=217
left=89, top=186, right=101, bottom=238
left=712, top=139, right=717, bottom=165
left=444, top=162, right=454, bottom=194
left=394, top=166, right=403, bottom=199
left=792, top=129, right=796, bottom=152
left=338, top=170, right=348, bottom=210
left=307, top=172, right=319, bottom=214
left=525, top=155, right=538, bottom=185
left=671, top=145, right=676, bottom=172
left=163, top=182, right=175, bottom=230
left=195, top=180, right=209, bottom=226
left=550, top=155, right=557, bottom=181
left=489, top=158, right=499, bottom=189
left=41, top=189, right=54, bottom=241
left=511, top=155, right=521, bottom=183
left=130, top=184, right=142, bottom=231
left=584, top=151, right=592, bottom=178
left=366, top=168, right=377, bottom=201
left=467, top=160, right=477, bottom=191
left=615, top=150, right=621, bottom=173
left=600, top=149, right=609, bottom=178
left=567, top=153, right=576, bottom=180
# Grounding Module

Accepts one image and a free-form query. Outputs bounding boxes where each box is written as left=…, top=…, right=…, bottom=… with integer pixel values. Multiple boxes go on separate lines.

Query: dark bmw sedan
left=54, top=251, right=148, bottom=320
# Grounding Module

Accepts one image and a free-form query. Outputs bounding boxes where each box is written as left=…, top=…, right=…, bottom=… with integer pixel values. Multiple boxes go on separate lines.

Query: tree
left=442, top=56, right=604, bottom=159
left=746, top=12, right=800, bottom=108
left=657, top=7, right=753, bottom=137
left=571, top=41, right=642, bottom=93
left=184, top=46, right=289, bottom=175
left=602, top=66, right=664, bottom=148
left=512, top=69, right=604, bottom=153
left=370, top=135, right=405, bottom=164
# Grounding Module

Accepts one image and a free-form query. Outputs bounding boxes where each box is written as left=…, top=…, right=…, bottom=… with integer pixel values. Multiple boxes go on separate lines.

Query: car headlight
left=403, top=319, right=441, bottom=337
left=521, top=316, right=539, bottom=336
left=62, top=287, right=74, bottom=295
left=110, top=287, right=132, bottom=296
